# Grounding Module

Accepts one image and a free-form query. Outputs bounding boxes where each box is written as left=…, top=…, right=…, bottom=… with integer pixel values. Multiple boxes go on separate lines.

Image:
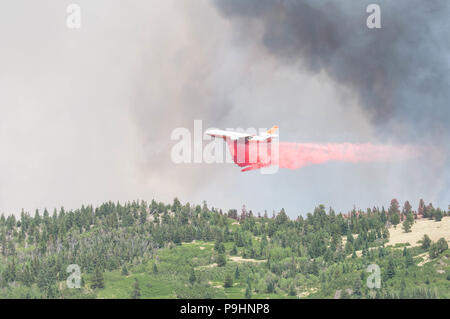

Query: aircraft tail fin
left=267, top=125, right=278, bottom=135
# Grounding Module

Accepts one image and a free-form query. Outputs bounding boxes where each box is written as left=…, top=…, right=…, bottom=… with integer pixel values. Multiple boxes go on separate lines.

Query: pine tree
left=289, top=284, right=296, bottom=296
left=217, top=253, right=226, bottom=267
left=418, top=199, right=425, bottom=216
left=402, top=218, right=412, bottom=233
left=353, top=278, right=362, bottom=297
left=214, top=240, right=225, bottom=254
left=121, top=265, right=129, bottom=276
left=0, top=231, right=6, bottom=257
left=91, top=267, right=105, bottom=289
left=245, top=284, right=252, bottom=299
left=389, top=199, right=400, bottom=215
left=224, top=274, right=233, bottom=288
left=131, top=278, right=141, bottom=299
left=434, top=209, right=443, bottom=222
left=429, top=243, right=439, bottom=259
left=436, top=237, right=448, bottom=253
left=22, top=264, right=34, bottom=287
left=403, top=201, right=412, bottom=215
left=189, top=269, right=196, bottom=285
left=400, top=279, right=407, bottom=298
left=421, top=235, right=432, bottom=250
left=386, top=258, right=396, bottom=280
left=235, top=266, right=240, bottom=279
left=405, top=251, right=414, bottom=267
left=36, top=262, right=58, bottom=298
left=391, top=213, right=400, bottom=227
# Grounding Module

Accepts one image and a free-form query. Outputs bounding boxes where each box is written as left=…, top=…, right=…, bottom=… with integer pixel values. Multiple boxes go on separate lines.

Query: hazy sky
left=0, top=1, right=448, bottom=217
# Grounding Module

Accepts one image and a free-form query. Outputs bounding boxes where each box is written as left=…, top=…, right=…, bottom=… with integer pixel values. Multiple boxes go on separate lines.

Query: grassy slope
left=94, top=240, right=294, bottom=299
left=82, top=218, right=450, bottom=299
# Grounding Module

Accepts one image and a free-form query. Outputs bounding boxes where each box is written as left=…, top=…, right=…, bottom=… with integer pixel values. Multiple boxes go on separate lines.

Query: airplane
left=205, top=126, right=279, bottom=172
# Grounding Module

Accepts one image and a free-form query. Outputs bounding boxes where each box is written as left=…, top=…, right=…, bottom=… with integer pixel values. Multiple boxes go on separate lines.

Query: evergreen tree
left=385, top=258, right=396, bottom=280
left=405, top=251, right=414, bottom=267
left=421, top=235, right=432, bottom=250
left=121, top=265, right=129, bottom=276
left=402, top=201, right=412, bottom=215
left=434, top=209, right=443, bottom=222
left=37, top=264, right=58, bottom=298
left=189, top=269, right=196, bottom=285
left=353, top=278, right=362, bottom=297
left=391, top=213, right=400, bottom=227
left=436, top=238, right=448, bottom=254
left=418, top=199, right=425, bottom=216
left=224, top=274, right=233, bottom=288
left=217, top=253, right=226, bottom=267
left=429, top=243, right=439, bottom=259
left=245, top=284, right=252, bottom=299
left=214, top=240, right=225, bottom=254
left=402, top=217, right=412, bottom=233
left=91, top=268, right=105, bottom=289
left=389, top=199, right=400, bottom=215
left=235, top=266, right=240, bottom=279
left=0, top=230, right=6, bottom=256
left=289, top=284, right=296, bottom=296
left=132, top=278, right=141, bottom=299
left=389, top=199, right=401, bottom=226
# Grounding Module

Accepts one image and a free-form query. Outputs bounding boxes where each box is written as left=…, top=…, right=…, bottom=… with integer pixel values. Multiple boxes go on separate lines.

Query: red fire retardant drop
left=225, top=140, right=419, bottom=172
left=277, top=143, right=419, bottom=169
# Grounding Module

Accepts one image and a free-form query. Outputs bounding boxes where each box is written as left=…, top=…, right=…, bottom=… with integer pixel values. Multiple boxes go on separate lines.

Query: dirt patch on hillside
left=416, top=252, right=431, bottom=267
left=196, top=263, right=218, bottom=270
left=347, top=217, right=450, bottom=258
left=298, top=287, right=318, bottom=298
left=230, top=256, right=266, bottom=263
left=208, top=281, right=223, bottom=288
left=387, top=217, right=450, bottom=247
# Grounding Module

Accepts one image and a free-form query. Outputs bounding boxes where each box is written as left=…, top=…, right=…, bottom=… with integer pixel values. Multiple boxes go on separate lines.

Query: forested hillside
left=0, top=198, right=448, bottom=299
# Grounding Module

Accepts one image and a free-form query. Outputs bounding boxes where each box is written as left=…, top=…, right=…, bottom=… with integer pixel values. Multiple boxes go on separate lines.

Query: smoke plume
left=0, top=1, right=448, bottom=216
left=212, top=0, right=449, bottom=207
left=213, top=0, right=450, bottom=142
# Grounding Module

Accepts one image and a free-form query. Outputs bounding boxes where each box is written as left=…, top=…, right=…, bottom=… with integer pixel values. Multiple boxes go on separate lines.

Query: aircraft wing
left=205, top=129, right=252, bottom=141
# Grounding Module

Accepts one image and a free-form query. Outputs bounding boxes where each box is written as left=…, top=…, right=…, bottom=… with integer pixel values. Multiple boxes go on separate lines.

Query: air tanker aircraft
left=205, top=126, right=278, bottom=172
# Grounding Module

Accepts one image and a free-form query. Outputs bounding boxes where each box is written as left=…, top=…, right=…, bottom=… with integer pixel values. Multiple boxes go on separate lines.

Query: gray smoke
left=213, top=0, right=450, bottom=144
left=0, top=1, right=447, bottom=217
left=212, top=0, right=450, bottom=209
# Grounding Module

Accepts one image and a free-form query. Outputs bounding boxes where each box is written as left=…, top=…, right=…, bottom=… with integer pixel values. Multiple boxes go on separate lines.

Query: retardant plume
left=226, top=140, right=420, bottom=171
left=277, top=142, right=419, bottom=170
